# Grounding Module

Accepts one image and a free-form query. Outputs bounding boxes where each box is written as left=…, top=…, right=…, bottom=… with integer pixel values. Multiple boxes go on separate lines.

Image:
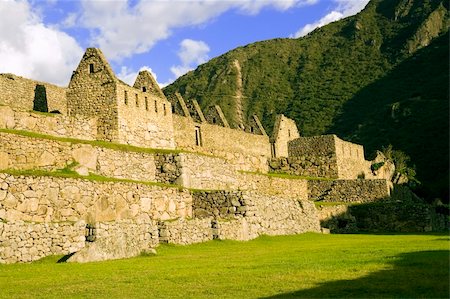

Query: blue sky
left=0, top=0, right=369, bottom=86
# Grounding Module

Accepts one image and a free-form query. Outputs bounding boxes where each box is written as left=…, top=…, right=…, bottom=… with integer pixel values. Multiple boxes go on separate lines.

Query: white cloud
left=78, top=0, right=316, bottom=61
left=291, top=0, right=369, bottom=38
left=0, top=0, right=83, bottom=86
left=170, top=39, right=210, bottom=79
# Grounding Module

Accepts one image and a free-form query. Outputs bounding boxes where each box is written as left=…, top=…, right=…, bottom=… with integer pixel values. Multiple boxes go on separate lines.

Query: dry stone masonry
left=0, top=47, right=444, bottom=264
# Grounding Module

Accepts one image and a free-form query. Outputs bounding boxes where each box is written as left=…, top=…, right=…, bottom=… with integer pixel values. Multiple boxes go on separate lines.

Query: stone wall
left=116, top=82, right=175, bottom=149
left=286, top=135, right=370, bottom=180
left=308, top=179, right=390, bottom=203
left=158, top=218, right=213, bottom=245
left=0, top=73, right=67, bottom=114
left=154, top=153, right=182, bottom=185
left=271, top=114, right=300, bottom=158
left=173, top=115, right=269, bottom=172
left=0, top=173, right=192, bottom=223
left=0, top=106, right=96, bottom=140
left=177, top=153, right=238, bottom=190
left=0, top=131, right=156, bottom=182
left=0, top=220, right=85, bottom=264
left=193, top=191, right=246, bottom=219
left=243, top=193, right=321, bottom=236
left=67, top=48, right=118, bottom=142
left=268, top=156, right=339, bottom=179
left=68, top=220, right=158, bottom=263
left=215, top=218, right=253, bottom=241
left=284, top=135, right=338, bottom=178
left=334, top=137, right=368, bottom=179
left=317, top=191, right=448, bottom=233
left=237, top=173, right=308, bottom=200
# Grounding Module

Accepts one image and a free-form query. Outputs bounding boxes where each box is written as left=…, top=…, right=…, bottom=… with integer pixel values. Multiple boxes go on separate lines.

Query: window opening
left=154, top=100, right=158, bottom=113
left=163, top=104, right=167, bottom=116
left=89, top=63, right=94, bottom=73
left=85, top=224, right=96, bottom=242
left=142, top=87, right=147, bottom=92
left=124, top=91, right=128, bottom=105
left=195, top=126, right=202, bottom=146
left=135, top=94, right=139, bottom=107
left=145, top=97, right=148, bottom=110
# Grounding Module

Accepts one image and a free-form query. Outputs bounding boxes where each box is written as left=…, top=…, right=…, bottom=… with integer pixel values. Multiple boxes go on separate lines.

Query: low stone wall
left=216, top=217, right=253, bottom=241
left=68, top=220, right=158, bottom=263
left=0, top=220, right=85, bottom=264
left=158, top=218, right=213, bottom=245
left=237, top=173, right=308, bottom=200
left=173, top=115, right=269, bottom=173
left=0, top=106, right=96, bottom=140
left=316, top=185, right=448, bottom=233
left=318, top=201, right=447, bottom=233
left=178, top=153, right=238, bottom=190
left=243, top=193, right=321, bottom=236
left=268, top=156, right=339, bottom=179
left=0, top=173, right=192, bottom=223
left=193, top=191, right=245, bottom=219
left=308, top=179, right=390, bottom=203
left=0, top=131, right=157, bottom=182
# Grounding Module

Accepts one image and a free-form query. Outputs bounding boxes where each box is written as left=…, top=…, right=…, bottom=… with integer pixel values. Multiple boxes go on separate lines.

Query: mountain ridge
left=163, top=0, right=449, bottom=201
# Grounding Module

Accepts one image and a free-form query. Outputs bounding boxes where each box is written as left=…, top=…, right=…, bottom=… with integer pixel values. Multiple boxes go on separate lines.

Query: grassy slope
left=163, top=0, right=449, bottom=201
left=0, top=234, right=448, bottom=298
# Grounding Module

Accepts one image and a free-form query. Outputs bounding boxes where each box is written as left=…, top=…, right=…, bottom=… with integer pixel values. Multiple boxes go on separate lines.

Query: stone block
left=72, top=146, right=98, bottom=170
left=0, top=152, right=9, bottom=170
left=36, top=151, right=56, bottom=167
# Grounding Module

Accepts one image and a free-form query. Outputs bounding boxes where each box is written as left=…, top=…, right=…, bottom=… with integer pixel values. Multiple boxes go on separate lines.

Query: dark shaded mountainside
left=163, top=0, right=449, bottom=202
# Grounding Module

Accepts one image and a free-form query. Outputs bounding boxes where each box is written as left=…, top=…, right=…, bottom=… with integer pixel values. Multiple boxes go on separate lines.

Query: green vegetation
left=0, top=234, right=448, bottom=298
left=164, top=0, right=449, bottom=202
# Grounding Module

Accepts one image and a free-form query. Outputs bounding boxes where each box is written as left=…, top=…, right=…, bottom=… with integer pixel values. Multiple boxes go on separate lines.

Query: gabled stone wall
left=271, top=114, right=300, bottom=158
left=67, top=48, right=118, bottom=142
left=116, top=82, right=175, bottom=149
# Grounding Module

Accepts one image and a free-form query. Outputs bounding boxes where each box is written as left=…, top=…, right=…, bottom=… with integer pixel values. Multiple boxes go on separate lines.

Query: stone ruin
left=0, top=48, right=444, bottom=264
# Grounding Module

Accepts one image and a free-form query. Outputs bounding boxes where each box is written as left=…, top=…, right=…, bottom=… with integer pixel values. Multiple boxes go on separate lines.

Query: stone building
left=0, top=48, right=443, bottom=264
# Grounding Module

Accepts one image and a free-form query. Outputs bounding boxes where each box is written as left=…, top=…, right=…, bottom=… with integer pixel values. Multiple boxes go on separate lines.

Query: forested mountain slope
left=164, top=0, right=449, bottom=201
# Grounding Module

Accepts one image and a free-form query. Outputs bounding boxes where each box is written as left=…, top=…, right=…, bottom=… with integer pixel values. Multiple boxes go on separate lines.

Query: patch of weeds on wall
left=371, top=162, right=385, bottom=172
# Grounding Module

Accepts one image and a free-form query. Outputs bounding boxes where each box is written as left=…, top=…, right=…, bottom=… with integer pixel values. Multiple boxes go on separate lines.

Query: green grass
left=0, top=234, right=448, bottom=298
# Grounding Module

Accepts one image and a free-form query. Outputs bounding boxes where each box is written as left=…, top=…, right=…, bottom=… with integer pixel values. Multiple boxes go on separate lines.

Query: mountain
left=163, top=0, right=449, bottom=202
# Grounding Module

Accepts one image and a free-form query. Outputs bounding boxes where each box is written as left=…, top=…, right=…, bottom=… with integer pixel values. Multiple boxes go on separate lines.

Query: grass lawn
left=0, top=233, right=448, bottom=298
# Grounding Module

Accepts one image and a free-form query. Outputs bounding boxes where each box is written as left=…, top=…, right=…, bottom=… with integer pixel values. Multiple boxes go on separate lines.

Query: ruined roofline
left=73, top=48, right=167, bottom=100
left=251, top=114, right=267, bottom=137
left=0, top=73, right=67, bottom=89
left=270, top=114, right=286, bottom=142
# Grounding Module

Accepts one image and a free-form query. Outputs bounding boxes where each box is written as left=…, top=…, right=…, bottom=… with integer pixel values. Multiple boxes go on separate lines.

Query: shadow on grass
left=262, top=250, right=449, bottom=298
